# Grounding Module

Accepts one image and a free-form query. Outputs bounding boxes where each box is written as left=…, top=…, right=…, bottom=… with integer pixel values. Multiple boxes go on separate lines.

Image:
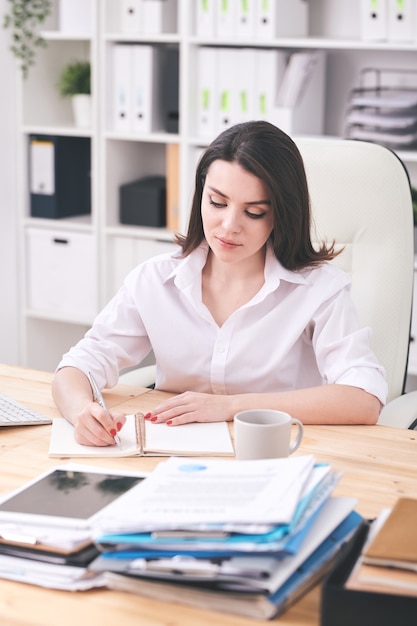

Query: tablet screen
left=0, top=469, right=144, bottom=521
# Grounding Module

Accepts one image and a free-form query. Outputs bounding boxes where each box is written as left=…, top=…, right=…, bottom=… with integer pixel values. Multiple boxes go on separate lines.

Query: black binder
left=29, top=134, right=91, bottom=219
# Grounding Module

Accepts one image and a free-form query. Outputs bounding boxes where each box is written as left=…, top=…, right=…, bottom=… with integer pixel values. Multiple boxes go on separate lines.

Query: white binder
left=120, top=0, right=142, bottom=33
left=360, top=0, right=388, bottom=41
left=277, top=51, right=322, bottom=109
left=132, top=44, right=161, bottom=133
left=236, top=48, right=256, bottom=123
left=195, top=0, right=216, bottom=37
left=236, top=0, right=256, bottom=39
left=254, top=48, right=287, bottom=122
left=387, top=0, right=416, bottom=41
left=254, top=0, right=308, bottom=39
left=142, top=0, right=177, bottom=34
left=215, top=0, right=237, bottom=38
left=113, top=44, right=134, bottom=132
left=275, top=51, right=326, bottom=136
left=196, top=47, right=218, bottom=138
left=217, top=48, right=239, bottom=132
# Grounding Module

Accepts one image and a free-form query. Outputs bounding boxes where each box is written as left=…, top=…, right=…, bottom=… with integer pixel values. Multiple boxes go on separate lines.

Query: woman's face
left=201, top=159, right=274, bottom=266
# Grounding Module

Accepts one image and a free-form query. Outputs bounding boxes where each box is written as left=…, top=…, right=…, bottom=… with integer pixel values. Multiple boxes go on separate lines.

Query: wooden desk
left=1, top=363, right=416, bottom=626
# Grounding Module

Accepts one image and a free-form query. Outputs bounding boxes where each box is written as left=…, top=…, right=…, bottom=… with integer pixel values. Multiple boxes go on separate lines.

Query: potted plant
left=57, top=60, right=91, bottom=128
left=3, top=0, right=52, bottom=78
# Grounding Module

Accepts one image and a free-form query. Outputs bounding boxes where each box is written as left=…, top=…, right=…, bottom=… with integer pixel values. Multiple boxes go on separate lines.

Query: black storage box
left=29, top=135, right=91, bottom=219
left=321, top=521, right=417, bottom=626
left=120, top=176, right=166, bottom=227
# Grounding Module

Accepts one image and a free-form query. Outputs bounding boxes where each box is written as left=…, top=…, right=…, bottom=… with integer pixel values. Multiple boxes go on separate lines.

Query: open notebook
left=49, top=414, right=234, bottom=458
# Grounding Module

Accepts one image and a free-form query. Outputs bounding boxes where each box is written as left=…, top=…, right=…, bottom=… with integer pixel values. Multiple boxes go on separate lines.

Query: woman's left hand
left=145, top=391, right=235, bottom=426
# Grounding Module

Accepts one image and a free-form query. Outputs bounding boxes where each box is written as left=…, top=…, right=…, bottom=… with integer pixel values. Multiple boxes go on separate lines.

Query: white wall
left=0, top=0, right=19, bottom=364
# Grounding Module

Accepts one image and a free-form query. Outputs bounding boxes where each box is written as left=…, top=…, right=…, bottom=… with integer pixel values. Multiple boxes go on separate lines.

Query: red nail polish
left=167, top=420, right=172, bottom=426
left=144, top=413, right=151, bottom=419
left=117, top=422, right=122, bottom=432
left=110, top=428, right=117, bottom=436
left=150, top=416, right=158, bottom=422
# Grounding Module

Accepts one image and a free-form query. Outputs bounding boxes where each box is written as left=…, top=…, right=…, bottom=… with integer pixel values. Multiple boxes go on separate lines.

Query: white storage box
left=59, top=0, right=93, bottom=35
left=26, top=228, right=98, bottom=322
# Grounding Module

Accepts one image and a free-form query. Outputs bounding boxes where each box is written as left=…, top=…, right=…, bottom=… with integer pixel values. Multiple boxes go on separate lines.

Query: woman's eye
left=209, top=197, right=226, bottom=209
left=246, top=210, right=265, bottom=219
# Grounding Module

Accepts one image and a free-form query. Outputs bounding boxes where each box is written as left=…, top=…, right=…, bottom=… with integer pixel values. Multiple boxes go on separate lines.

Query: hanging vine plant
left=3, top=0, right=53, bottom=78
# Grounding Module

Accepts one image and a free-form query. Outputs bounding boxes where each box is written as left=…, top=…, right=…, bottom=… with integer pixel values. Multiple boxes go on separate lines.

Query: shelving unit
left=14, top=0, right=417, bottom=374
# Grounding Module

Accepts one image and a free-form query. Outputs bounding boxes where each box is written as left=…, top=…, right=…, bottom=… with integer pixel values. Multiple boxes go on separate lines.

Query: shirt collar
left=264, top=244, right=308, bottom=288
left=164, top=243, right=208, bottom=289
left=165, top=241, right=309, bottom=291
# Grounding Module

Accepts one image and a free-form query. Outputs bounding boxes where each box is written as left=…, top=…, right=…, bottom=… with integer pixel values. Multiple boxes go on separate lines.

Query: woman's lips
left=216, top=237, right=241, bottom=248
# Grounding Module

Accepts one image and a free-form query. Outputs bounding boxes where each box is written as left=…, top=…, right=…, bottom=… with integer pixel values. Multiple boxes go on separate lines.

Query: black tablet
left=0, top=464, right=147, bottom=530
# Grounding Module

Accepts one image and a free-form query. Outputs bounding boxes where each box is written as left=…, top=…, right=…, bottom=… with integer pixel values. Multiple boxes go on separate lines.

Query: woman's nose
left=222, top=208, right=241, bottom=233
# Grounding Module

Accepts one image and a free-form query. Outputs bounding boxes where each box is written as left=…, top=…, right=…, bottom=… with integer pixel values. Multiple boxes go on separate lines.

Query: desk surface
left=0, top=363, right=416, bottom=626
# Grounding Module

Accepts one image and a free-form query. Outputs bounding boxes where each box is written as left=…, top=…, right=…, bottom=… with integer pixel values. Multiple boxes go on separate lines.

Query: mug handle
left=289, top=418, right=304, bottom=454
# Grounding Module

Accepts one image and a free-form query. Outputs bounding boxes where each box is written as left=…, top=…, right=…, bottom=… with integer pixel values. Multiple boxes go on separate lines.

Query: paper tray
left=320, top=522, right=417, bottom=626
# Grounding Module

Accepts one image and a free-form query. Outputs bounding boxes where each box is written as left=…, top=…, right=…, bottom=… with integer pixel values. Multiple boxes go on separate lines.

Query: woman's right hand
left=72, top=402, right=126, bottom=446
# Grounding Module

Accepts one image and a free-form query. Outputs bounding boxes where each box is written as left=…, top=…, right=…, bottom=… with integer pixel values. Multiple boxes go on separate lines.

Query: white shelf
left=189, top=35, right=417, bottom=52
left=23, top=124, right=93, bottom=137
left=104, top=33, right=180, bottom=44
left=25, top=310, right=95, bottom=325
left=41, top=31, right=92, bottom=41
left=105, top=225, right=176, bottom=240
left=22, top=215, right=93, bottom=232
left=397, top=150, right=417, bottom=163
left=105, top=131, right=180, bottom=143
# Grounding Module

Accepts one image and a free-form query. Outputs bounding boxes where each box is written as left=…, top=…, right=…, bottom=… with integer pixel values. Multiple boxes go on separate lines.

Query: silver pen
left=87, top=371, right=122, bottom=447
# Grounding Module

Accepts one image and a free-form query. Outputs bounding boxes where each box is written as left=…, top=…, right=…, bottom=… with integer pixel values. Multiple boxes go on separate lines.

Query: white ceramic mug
left=234, top=409, right=304, bottom=460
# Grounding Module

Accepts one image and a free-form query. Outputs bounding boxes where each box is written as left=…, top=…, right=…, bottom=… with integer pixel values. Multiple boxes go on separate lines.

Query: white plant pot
left=71, top=94, right=91, bottom=128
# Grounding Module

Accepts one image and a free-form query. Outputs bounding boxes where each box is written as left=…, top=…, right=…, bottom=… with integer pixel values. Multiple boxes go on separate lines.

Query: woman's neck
left=201, top=248, right=267, bottom=326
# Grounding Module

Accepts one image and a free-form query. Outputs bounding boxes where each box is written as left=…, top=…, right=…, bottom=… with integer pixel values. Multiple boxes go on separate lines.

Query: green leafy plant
left=3, top=0, right=52, bottom=78
left=57, top=60, right=91, bottom=97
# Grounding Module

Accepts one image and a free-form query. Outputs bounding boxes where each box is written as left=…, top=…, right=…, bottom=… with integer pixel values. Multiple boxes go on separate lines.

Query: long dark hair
left=175, top=121, right=339, bottom=270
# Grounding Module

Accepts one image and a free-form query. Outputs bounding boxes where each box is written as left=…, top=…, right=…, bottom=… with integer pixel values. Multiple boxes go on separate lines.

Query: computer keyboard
left=0, top=393, right=52, bottom=427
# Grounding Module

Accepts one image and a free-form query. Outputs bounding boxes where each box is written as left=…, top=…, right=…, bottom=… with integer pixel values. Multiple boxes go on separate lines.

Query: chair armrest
left=377, top=391, right=417, bottom=429
left=118, top=365, right=156, bottom=388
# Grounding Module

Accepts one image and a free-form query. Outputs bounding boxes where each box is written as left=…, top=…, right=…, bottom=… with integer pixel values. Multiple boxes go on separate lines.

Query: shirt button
left=217, top=346, right=225, bottom=353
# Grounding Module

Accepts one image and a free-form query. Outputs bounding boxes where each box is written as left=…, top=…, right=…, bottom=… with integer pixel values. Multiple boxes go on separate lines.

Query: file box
left=26, top=228, right=97, bottom=322
left=120, top=176, right=166, bottom=227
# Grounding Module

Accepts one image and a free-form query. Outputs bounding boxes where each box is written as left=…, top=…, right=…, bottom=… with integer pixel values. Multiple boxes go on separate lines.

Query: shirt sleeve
left=311, top=285, right=388, bottom=405
left=56, top=280, right=152, bottom=389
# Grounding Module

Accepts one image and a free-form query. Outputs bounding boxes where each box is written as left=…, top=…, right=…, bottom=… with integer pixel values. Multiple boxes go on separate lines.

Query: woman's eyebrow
left=207, top=185, right=270, bottom=206
left=207, top=185, right=227, bottom=198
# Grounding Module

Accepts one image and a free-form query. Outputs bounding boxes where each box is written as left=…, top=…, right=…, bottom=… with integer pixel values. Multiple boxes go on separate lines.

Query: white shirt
left=58, top=244, right=387, bottom=404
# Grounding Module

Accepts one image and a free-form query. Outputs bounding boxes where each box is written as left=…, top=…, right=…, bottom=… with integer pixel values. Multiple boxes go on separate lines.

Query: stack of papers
left=89, top=456, right=363, bottom=619
left=0, top=463, right=147, bottom=590
left=0, top=457, right=363, bottom=615
left=346, top=88, right=417, bottom=149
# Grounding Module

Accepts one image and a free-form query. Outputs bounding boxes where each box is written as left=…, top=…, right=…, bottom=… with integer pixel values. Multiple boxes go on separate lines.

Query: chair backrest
left=295, top=137, right=414, bottom=403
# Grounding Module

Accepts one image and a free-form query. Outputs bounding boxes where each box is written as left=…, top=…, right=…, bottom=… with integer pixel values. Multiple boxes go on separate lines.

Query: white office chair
left=120, top=137, right=417, bottom=428
left=119, top=364, right=156, bottom=388
left=296, top=136, right=417, bottom=429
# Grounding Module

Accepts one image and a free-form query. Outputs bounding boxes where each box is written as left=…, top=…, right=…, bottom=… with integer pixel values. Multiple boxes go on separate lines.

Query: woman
left=52, top=121, right=387, bottom=446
